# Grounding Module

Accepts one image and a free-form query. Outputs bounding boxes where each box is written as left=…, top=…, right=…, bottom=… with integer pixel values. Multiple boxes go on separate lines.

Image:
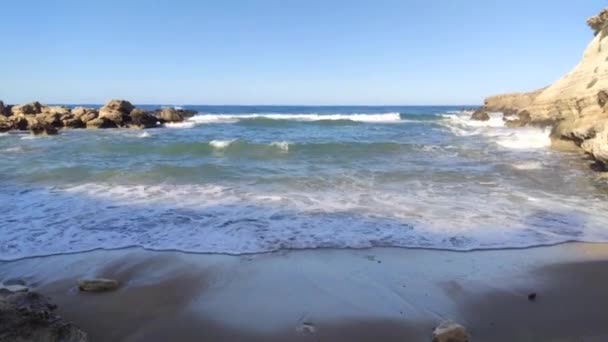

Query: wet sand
left=2, top=243, right=608, bottom=341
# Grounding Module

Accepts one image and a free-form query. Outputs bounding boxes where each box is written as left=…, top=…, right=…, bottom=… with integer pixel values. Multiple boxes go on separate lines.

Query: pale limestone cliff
left=478, top=7, right=608, bottom=168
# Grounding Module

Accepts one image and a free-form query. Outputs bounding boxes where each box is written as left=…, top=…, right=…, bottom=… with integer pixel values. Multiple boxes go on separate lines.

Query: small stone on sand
left=78, top=278, right=119, bottom=292
left=432, top=321, right=470, bottom=342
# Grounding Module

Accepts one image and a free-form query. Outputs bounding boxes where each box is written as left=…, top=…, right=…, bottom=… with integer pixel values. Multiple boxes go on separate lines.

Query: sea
left=1, top=105, right=608, bottom=260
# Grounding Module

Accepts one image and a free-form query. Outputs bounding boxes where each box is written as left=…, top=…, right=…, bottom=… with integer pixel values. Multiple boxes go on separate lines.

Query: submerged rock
left=0, top=291, right=88, bottom=341
left=432, top=321, right=470, bottom=342
left=78, top=278, right=119, bottom=292
left=470, top=108, right=489, bottom=121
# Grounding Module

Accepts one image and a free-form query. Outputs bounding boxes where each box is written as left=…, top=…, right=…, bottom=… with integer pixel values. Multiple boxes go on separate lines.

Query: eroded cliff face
left=479, top=8, right=608, bottom=168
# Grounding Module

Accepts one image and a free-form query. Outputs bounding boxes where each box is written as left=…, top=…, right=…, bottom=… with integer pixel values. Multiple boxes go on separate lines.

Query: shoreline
left=2, top=239, right=607, bottom=263
left=2, top=242, right=608, bottom=341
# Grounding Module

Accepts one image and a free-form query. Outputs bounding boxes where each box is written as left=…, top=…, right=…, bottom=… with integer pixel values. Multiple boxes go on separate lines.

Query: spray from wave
left=441, top=112, right=551, bottom=149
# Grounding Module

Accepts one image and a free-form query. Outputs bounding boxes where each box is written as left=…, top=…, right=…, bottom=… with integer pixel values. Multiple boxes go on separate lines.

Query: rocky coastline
left=472, top=8, right=608, bottom=170
left=0, top=99, right=196, bottom=135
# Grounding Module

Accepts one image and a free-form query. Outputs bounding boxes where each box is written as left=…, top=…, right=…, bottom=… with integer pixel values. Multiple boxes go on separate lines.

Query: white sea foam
left=164, top=121, right=196, bottom=129
left=496, top=127, right=551, bottom=149
left=511, top=161, right=544, bottom=170
left=2, top=180, right=608, bottom=260
left=187, top=113, right=402, bottom=125
left=270, top=141, right=289, bottom=151
left=209, top=139, right=235, bottom=149
left=441, top=112, right=551, bottom=150
left=1, top=146, right=24, bottom=153
left=137, top=132, right=152, bottom=138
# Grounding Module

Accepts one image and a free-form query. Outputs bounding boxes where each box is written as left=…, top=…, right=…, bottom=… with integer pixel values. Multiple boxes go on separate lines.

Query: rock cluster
left=473, top=7, right=608, bottom=169
left=0, top=99, right=195, bottom=135
left=0, top=290, right=87, bottom=341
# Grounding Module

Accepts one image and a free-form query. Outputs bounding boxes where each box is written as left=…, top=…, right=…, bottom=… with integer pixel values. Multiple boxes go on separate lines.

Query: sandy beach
left=1, top=243, right=607, bottom=341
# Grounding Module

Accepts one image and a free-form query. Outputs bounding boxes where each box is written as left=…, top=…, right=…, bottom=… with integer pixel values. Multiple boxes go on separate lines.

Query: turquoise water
left=1, top=106, right=608, bottom=259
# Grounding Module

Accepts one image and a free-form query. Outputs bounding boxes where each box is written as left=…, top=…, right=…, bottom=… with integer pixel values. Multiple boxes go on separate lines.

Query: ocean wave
left=209, top=139, right=236, bottom=149
left=186, top=112, right=403, bottom=125
left=270, top=141, right=289, bottom=152
left=441, top=112, right=551, bottom=150
left=2, top=181, right=608, bottom=260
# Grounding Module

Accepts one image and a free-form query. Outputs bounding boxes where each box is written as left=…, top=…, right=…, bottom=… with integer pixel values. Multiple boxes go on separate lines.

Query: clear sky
left=1, top=0, right=605, bottom=105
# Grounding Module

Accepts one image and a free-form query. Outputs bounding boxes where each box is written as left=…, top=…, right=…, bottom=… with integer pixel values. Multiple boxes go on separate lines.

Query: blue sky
left=1, top=1, right=604, bottom=105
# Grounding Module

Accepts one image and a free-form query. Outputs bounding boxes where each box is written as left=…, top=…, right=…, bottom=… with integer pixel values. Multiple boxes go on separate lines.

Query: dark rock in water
left=432, top=321, right=470, bottom=342
left=0, top=291, right=88, bottom=341
left=28, top=117, right=59, bottom=135
left=471, top=108, right=490, bottom=121
left=86, top=117, right=117, bottom=129
left=129, top=109, right=158, bottom=128
left=528, top=292, right=537, bottom=301
left=78, top=278, right=119, bottom=292
left=156, top=107, right=184, bottom=123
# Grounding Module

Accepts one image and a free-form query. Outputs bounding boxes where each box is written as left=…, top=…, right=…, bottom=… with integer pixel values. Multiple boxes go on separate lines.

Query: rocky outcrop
left=86, top=117, right=116, bottom=129
left=0, top=291, right=87, bottom=342
left=10, top=102, right=43, bottom=116
left=588, top=8, right=608, bottom=36
left=484, top=90, right=543, bottom=115
left=478, top=7, right=608, bottom=169
left=0, top=100, right=184, bottom=134
left=27, top=117, right=59, bottom=135
left=98, top=99, right=134, bottom=126
left=0, top=116, right=11, bottom=132
left=72, top=107, right=99, bottom=124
